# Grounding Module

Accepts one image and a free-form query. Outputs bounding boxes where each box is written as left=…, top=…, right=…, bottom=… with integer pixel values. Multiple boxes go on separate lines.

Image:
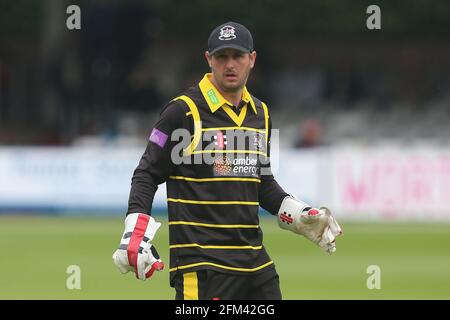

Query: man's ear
left=250, top=51, right=257, bottom=69
left=205, top=51, right=212, bottom=68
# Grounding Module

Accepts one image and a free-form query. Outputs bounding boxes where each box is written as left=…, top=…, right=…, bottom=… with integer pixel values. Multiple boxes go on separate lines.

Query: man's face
left=205, top=48, right=256, bottom=93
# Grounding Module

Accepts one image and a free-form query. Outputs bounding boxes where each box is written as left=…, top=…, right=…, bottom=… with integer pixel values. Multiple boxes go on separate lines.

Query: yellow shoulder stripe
left=172, top=95, right=201, bottom=156
left=261, top=102, right=269, bottom=145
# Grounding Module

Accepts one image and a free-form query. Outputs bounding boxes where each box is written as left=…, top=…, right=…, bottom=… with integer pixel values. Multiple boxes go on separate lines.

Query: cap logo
left=218, top=25, right=236, bottom=41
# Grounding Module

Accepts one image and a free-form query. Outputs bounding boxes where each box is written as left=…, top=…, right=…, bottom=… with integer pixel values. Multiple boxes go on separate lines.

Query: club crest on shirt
left=213, top=156, right=233, bottom=175
left=213, top=154, right=259, bottom=177
left=219, top=25, right=236, bottom=40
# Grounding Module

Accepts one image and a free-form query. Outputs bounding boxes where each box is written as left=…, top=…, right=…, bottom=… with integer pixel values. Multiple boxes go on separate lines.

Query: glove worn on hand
left=277, top=196, right=343, bottom=254
left=112, top=213, right=164, bottom=280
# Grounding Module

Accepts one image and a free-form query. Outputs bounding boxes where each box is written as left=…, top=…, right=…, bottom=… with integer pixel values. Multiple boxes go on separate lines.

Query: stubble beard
left=221, top=81, right=243, bottom=93
left=219, top=70, right=250, bottom=93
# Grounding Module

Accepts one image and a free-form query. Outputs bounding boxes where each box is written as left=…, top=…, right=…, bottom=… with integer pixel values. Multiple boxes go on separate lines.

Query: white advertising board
left=1, top=146, right=449, bottom=221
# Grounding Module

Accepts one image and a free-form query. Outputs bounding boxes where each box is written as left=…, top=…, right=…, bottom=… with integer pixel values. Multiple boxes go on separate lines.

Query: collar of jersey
left=199, top=73, right=257, bottom=115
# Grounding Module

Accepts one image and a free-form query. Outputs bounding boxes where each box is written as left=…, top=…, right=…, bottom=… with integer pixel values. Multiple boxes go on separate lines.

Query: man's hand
left=112, top=213, right=164, bottom=280
left=277, top=196, right=343, bottom=254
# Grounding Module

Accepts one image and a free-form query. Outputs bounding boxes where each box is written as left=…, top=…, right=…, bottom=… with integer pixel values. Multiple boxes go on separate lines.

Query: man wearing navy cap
left=112, top=21, right=342, bottom=300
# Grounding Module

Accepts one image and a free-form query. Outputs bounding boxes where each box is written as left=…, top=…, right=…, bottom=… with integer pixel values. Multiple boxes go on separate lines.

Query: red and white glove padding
left=112, top=213, right=164, bottom=280
left=277, top=196, right=343, bottom=254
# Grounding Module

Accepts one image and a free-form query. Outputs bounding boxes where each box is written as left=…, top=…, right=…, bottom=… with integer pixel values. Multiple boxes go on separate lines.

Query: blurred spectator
left=294, top=119, right=323, bottom=149
left=80, top=0, right=161, bottom=138
left=0, top=60, right=10, bottom=122
left=114, top=0, right=162, bottom=111
left=272, top=68, right=326, bottom=108
left=79, top=0, right=118, bottom=137
left=0, top=1, right=449, bottom=146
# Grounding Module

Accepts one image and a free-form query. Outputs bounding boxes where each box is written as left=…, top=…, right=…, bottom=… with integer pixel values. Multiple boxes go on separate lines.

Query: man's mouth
left=225, top=73, right=237, bottom=80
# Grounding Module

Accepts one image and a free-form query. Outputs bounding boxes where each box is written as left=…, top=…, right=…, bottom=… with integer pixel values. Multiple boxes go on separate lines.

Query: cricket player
left=113, top=22, right=342, bottom=300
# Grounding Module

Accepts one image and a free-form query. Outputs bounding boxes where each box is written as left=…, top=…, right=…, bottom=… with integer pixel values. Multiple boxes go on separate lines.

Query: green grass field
left=1, top=215, right=449, bottom=299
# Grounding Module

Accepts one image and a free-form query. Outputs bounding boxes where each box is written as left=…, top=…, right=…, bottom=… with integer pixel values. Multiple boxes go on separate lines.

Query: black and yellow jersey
left=128, top=73, right=288, bottom=280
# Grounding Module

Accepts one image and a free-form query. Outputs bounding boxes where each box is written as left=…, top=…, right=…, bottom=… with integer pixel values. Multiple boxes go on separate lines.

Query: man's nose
left=225, top=57, right=236, bottom=69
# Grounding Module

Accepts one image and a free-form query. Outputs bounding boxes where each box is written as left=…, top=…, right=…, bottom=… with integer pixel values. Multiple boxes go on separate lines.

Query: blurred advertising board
left=0, top=146, right=449, bottom=221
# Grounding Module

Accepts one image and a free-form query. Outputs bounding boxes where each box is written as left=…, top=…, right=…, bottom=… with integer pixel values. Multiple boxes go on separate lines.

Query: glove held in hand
left=112, top=213, right=164, bottom=280
left=277, top=196, right=342, bottom=254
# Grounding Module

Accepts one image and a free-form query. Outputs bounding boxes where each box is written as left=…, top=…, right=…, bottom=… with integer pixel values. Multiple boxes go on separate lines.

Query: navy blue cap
left=208, top=22, right=254, bottom=55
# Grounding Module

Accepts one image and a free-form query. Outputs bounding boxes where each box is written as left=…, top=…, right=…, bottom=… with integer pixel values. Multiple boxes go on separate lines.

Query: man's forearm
left=127, top=168, right=158, bottom=215
left=259, top=176, right=289, bottom=215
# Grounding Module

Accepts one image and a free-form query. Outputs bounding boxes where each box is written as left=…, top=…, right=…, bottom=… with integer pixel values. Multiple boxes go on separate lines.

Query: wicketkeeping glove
left=277, top=196, right=343, bottom=254
left=112, top=213, right=164, bottom=280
